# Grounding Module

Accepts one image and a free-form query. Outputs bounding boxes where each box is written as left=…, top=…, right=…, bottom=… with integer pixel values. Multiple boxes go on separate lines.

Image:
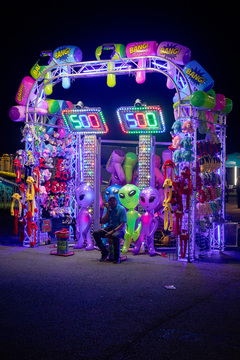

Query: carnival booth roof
left=226, top=152, right=240, bottom=167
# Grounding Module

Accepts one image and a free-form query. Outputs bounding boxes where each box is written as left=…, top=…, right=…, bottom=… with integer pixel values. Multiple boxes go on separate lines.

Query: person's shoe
left=113, top=258, right=120, bottom=264
left=99, top=249, right=109, bottom=262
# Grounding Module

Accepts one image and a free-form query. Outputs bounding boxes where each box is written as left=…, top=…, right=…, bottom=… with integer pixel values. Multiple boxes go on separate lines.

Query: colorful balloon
left=105, top=185, right=122, bottom=203
left=123, top=152, right=138, bottom=183
left=126, top=41, right=158, bottom=84
left=157, top=42, right=191, bottom=90
left=53, top=45, right=82, bottom=90
left=74, top=184, right=94, bottom=250
left=132, top=187, right=161, bottom=256
left=95, top=44, right=126, bottom=87
left=190, top=90, right=216, bottom=109
left=106, top=149, right=126, bottom=185
left=183, top=60, right=214, bottom=92
left=157, top=41, right=191, bottom=65
left=15, top=76, right=35, bottom=106
left=119, top=184, right=141, bottom=253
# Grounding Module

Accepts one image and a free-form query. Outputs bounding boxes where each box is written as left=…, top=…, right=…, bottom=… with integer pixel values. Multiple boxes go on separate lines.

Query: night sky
left=2, top=3, right=238, bottom=155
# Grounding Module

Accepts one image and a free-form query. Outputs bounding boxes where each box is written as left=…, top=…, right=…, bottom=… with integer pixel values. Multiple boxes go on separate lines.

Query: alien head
left=119, top=184, right=140, bottom=209
left=105, top=184, right=122, bottom=203
left=139, top=187, right=161, bottom=211
left=76, top=184, right=94, bottom=208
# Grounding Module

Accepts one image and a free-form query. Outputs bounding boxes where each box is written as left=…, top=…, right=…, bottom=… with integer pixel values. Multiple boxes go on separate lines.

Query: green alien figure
left=119, top=184, right=141, bottom=253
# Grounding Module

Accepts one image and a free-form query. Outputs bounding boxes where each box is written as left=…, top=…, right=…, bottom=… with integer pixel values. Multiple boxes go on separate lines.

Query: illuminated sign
left=116, top=106, right=165, bottom=134
left=62, top=108, right=108, bottom=134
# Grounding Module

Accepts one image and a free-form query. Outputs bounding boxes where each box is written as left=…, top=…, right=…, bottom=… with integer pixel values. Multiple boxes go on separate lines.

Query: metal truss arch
left=25, top=56, right=193, bottom=123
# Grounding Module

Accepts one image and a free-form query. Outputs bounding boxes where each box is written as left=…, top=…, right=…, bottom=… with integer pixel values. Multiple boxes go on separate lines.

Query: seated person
left=93, top=194, right=127, bottom=263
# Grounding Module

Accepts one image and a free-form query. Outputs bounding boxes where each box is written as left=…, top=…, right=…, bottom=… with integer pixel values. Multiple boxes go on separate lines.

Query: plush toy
left=182, top=150, right=194, bottom=162
left=132, top=187, right=161, bottom=256
left=170, top=134, right=182, bottom=151
left=13, top=159, right=22, bottom=183
left=182, top=120, right=194, bottom=134
left=172, top=120, right=182, bottom=134
left=119, top=184, right=141, bottom=253
left=180, top=137, right=193, bottom=150
left=173, top=149, right=182, bottom=163
left=74, top=184, right=94, bottom=250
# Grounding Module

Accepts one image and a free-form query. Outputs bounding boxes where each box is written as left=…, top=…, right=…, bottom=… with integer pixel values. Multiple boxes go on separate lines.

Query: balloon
left=95, top=44, right=126, bottom=87
left=106, top=149, right=126, bottom=185
left=190, top=90, right=216, bottom=109
left=53, top=45, right=83, bottom=90
left=105, top=185, right=122, bottom=203
left=183, top=60, right=214, bottom=92
left=119, top=184, right=141, bottom=253
left=15, top=76, right=35, bottom=106
left=74, top=184, right=94, bottom=250
left=132, top=187, right=161, bottom=256
left=157, top=41, right=191, bottom=65
left=46, top=99, right=60, bottom=114
left=155, top=155, right=164, bottom=189
left=126, top=41, right=158, bottom=84
left=53, top=45, right=83, bottom=63
left=123, top=152, right=138, bottom=183
left=157, top=42, right=191, bottom=90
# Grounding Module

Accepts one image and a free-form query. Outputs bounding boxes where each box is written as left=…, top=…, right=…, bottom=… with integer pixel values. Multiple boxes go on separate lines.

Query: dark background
left=2, top=2, right=238, bottom=155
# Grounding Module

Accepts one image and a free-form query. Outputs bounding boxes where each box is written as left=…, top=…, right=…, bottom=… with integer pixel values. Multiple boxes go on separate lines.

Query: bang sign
left=62, top=108, right=108, bottom=134
left=117, top=106, right=165, bottom=134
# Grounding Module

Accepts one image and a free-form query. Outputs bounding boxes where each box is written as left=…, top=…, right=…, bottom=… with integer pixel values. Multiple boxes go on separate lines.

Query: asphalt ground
left=0, top=197, right=240, bottom=360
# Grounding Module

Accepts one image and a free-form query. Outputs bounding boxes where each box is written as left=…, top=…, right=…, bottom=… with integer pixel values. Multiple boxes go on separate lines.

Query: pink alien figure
left=74, top=184, right=94, bottom=250
left=132, top=187, right=161, bottom=256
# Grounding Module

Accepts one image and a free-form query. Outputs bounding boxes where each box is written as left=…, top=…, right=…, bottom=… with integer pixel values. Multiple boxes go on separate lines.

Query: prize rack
left=13, top=41, right=230, bottom=260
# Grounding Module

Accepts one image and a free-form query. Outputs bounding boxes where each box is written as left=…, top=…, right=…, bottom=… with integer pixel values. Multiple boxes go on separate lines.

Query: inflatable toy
left=74, top=184, right=94, bottom=250
left=155, top=155, right=164, bottom=189
left=9, top=105, right=48, bottom=121
left=106, top=149, right=126, bottom=185
left=105, top=184, right=122, bottom=203
left=53, top=45, right=82, bottom=90
left=44, top=71, right=53, bottom=95
left=183, top=60, right=214, bottom=92
left=190, top=91, right=216, bottom=109
left=15, top=76, right=35, bottom=106
left=12, top=159, right=22, bottom=183
left=222, top=98, right=233, bottom=114
left=95, top=44, right=126, bottom=87
left=119, top=184, right=141, bottom=253
left=212, top=94, right=226, bottom=111
left=157, top=41, right=191, bottom=65
left=157, top=42, right=191, bottom=89
left=132, top=187, right=161, bottom=256
left=123, top=152, right=138, bottom=183
left=53, top=45, right=83, bottom=63
left=126, top=41, right=158, bottom=84
left=46, top=99, right=60, bottom=114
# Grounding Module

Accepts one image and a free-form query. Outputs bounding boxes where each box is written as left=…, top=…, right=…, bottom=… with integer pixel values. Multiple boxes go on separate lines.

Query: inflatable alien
left=119, top=184, right=141, bottom=253
left=105, top=184, right=122, bottom=203
left=106, top=149, right=126, bottom=185
left=74, top=184, right=94, bottom=250
left=132, top=187, right=161, bottom=256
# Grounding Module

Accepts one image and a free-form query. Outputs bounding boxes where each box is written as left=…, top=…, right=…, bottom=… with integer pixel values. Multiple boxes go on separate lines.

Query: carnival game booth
left=9, top=41, right=232, bottom=261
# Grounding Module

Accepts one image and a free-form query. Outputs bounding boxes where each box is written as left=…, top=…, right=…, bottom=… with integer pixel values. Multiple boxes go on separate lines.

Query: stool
left=107, top=237, right=127, bottom=262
